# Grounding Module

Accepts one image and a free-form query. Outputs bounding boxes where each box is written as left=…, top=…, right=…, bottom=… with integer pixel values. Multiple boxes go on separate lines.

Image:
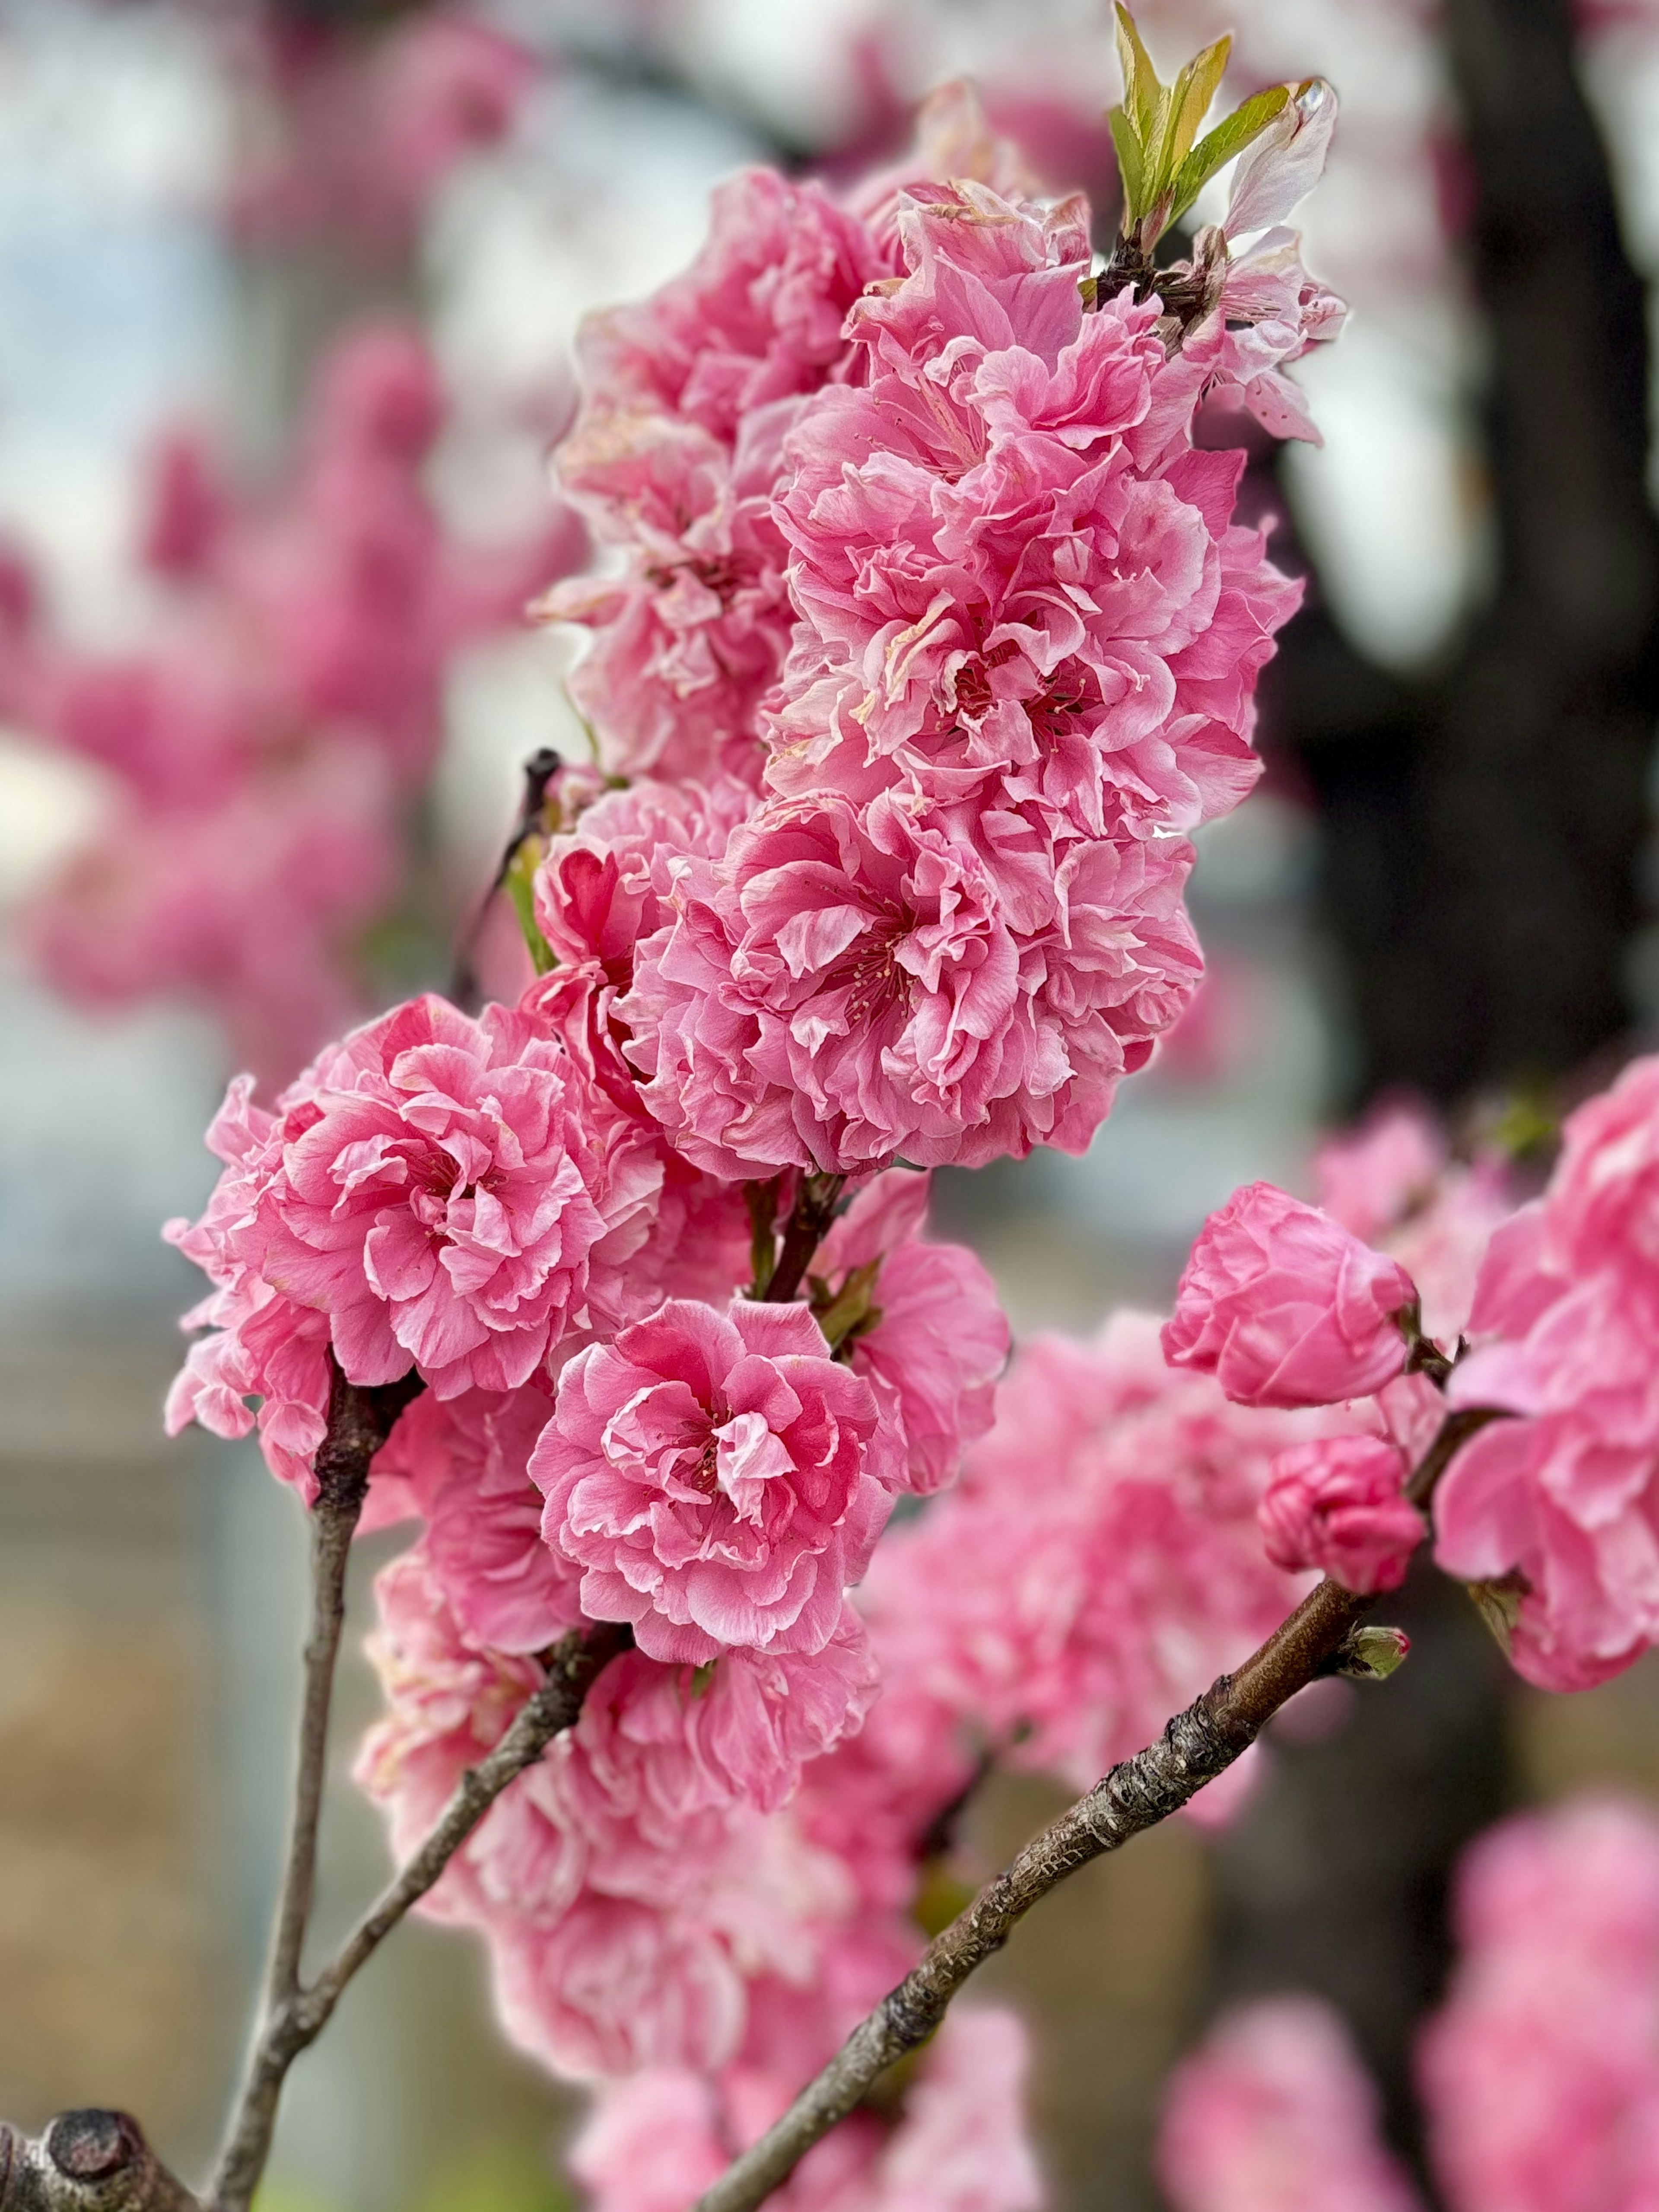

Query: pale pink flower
left=766, top=178, right=1300, bottom=840
left=532, top=1299, right=890, bottom=1663
left=576, top=169, right=883, bottom=446
left=571, top=2008, right=1039, bottom=2212
left=542, top=409, right=788, bottom=786
left=1420, top=1798, right=1659, bottom=2212
left=862, top=1312, right=1313, bottom=1798
left=367, top=1383, right=585, bottom=1649
left=568, top=2070, right=728, bottom=2212
left=1259, top=1436, right=1424, bottom=1595
left=812, top=1169, right=1009, bottom=1494
left=1158, top=1996, right=1422, bottom=2212
left=355, top=1551, right=582, bottom=1928
left=1163, top=1184, right=1418, bottom=1410
left=1314, top=1103, right=1449, bottom=1246
left=1544, top=1053, right=1659, bottom=1292
left=493, top=1891, right=750, bottom=2080
left=622, top=787, right=1201, bottom=1175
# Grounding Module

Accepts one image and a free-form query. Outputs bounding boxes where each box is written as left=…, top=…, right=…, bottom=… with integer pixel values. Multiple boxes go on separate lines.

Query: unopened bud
left=1336, top=1625, right=1411, bottom=1680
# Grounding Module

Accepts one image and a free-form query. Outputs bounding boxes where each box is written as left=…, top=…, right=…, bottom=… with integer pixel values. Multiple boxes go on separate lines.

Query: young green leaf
left=1169, top=81, right=1291, bottom=225
left=1158, top=35, right=1231, bottom=185
left=1112, top=4, right=1165, bottom=148
left=1108, top=104, right=1147, bottom=221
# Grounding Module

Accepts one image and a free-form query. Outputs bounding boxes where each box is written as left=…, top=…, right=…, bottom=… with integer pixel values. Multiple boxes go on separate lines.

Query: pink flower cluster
left=11, top=323, right=578, bottom=1082
left=157, top=49, right=1361, bottom=2206
left=1158, top=1796, right=1659, bottom=2212
left=533, top=89, right=1341, bottom=1176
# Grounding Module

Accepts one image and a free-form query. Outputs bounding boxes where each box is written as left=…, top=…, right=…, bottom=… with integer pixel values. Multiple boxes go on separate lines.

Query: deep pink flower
left=1259, top=1436, right=1424, bottom=1594
left=1158, top=1996, right=1422, bottom=2212
left=532, top=1299, right=890, bottom=1662
left=622, top=787, right=1200, bottom=1174
left=1163, top=1183, right=1418, bottom=1410
left=812, top=1169, right=1009, bottom=1494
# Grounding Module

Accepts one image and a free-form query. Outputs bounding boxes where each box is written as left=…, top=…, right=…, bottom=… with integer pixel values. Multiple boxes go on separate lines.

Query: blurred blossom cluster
left=1161, top=1796, right=1659, bottom=2212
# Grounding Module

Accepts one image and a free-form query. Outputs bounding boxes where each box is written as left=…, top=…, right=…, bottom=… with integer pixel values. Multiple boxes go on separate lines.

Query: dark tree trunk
left=1266, top=0, right=1659, bottom=1105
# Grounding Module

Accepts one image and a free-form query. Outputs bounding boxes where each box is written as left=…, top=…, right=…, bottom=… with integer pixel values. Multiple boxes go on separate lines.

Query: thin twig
left=301, top=1619, right=631, bottom=2027
left=211, top=1358, right=422, bottom=2212
left=692, top=1575, right=1379, bottom=2212
left=211, top=1613, right=628, bottom=2212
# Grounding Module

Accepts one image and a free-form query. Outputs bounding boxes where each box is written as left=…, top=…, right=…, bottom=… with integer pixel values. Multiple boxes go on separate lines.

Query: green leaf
left=1107, top=103, right=1147, bottom=220
left=1169, top=81, right=1291, bottom=223
left=1158, top=35, right=1231, bottom=183
left=1112, top=4, right=1164, bottom=146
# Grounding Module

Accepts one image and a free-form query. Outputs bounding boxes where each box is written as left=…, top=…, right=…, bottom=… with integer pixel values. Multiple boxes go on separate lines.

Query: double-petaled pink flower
left=531, top=1299, right=890, bottom=1662
left=1163, top=1183, right=1418, bottom=1410
left=170, top=993, right=664, bottom=1410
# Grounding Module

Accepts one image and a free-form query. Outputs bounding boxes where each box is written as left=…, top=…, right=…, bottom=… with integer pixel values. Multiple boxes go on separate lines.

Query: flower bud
left=1162, top=1182, right=1418, bottom=1408
left=1259, top=1435, right=1424, bottom=1594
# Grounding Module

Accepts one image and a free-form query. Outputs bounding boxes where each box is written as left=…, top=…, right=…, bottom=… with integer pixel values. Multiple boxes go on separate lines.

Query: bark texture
left=693, top=1578, right=1382, bottom=2212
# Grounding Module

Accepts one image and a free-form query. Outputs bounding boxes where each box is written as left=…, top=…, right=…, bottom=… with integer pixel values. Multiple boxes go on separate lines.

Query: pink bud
left=1162, top=1182, right=1418, bottom=1408
left=1259, top=1436, right=1424, bottom=1594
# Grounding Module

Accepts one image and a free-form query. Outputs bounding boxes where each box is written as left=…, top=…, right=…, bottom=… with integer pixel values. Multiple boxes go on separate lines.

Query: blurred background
left=3, top=0, right=1659, bottom=2206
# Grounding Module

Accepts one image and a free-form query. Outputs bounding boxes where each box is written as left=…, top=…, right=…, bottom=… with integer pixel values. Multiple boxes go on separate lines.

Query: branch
left=210, top=1357, right=422, bottom=2212
left=300, top=1617, right=631, bottom=2028
left=211, top=1610, right=627, bottom=2212
left=0, top=2114, right=198, bottom=2212
left=764, top=1174, right=845, bottom=1305
left=693, top=1574, right=1386, bottom=2212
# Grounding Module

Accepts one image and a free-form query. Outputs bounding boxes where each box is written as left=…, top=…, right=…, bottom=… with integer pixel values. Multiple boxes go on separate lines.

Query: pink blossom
left=1314, top=1103, right=1449, bottom=1246
left=493, top=1891, right=750, bottom=2080
left=571, top=2008, right=1040, bottom=2212
left=168, top=994, right=663, bottom=1410
left=576, top=169, right=883, bottom=446
left=861, top=1312, right=1313, bottom=1798
left=811, top=1169, right=1009, bottom=1494
left=1434, top=1056, right=1659, bottom=1690
left=568, top=2070, right=728, bottom=2212
left=1315, top=1103, right=1515, bottom=1345
left=542, top=409, right=789, bottom=786
left=532, top=1299, right=891, bottom=1662
left=1259, top=1436, right=1424, bottom=1595
left=766, top=180, right=1298, bottom=837
left=527, top=772, right=756, bottom=1119
left=1158, top=1996, right=1422, bottom=2212
left=355, top=1551, right=578, bottom=1926
left=1543, top=1053, right=1659, bottom=1292
left=1420, top=1798, right=1659, bottom=2212
left=622, top=787, right=1201, bottom=1175
left=367, top=1383, right=585, bottom=1649
left=1163, top=1183, right=1418, bottom=1410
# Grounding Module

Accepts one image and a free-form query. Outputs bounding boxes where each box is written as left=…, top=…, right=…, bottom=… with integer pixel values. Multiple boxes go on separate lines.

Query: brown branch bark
left=0, top=2115, right=198, bottom=2212
left=211, top=1357, right=424, bottom=2212
left=693, top=1575, right=1390, bottom=2212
